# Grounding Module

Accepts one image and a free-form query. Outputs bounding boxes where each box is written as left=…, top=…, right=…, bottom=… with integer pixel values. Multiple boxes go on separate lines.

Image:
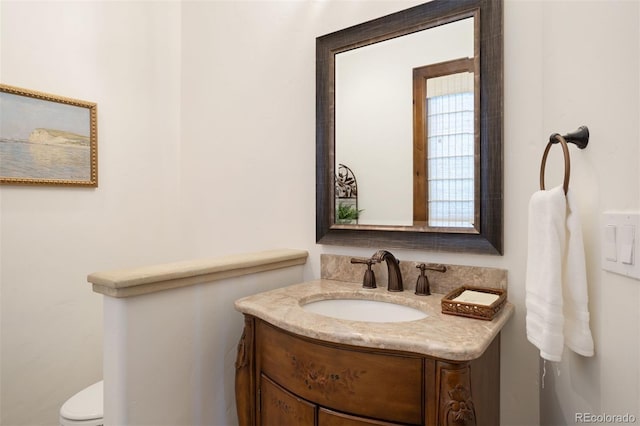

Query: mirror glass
left=316, top=0, right=503, bottom=254
left=335, top=16, right=476, bottom=229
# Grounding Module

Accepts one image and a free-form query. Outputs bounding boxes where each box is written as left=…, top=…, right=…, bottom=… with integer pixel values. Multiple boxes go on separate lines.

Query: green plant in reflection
left=336, top=203, right=363, bottom=224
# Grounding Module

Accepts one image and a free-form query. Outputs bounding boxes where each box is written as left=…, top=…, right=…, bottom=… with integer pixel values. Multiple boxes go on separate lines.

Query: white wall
left=102, top=266, right=306, bottom=426
left=178, top=1, right=318, bottom=260
left=526, top=1, right=640, bottom=424
left=2, top=1, right=640, bottom=425
left=0, top=1, right=183, bottom=424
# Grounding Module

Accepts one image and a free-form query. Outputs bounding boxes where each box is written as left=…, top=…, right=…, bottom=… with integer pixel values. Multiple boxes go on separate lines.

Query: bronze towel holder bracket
left=540, top=126, right=589, bottom=194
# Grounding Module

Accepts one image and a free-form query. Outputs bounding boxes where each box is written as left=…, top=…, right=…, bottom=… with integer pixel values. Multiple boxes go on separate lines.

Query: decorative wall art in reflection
left=0, top=84, right=97, bottom=187
left=335, top=163, right=361, bottom=224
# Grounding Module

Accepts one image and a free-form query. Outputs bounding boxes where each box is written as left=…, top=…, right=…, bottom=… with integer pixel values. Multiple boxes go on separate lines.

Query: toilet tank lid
left=60, top=381, right=103, bottom=421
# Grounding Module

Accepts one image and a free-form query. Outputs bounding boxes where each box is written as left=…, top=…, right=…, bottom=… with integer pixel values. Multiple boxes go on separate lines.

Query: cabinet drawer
left=260, top=374, right=316, bottom=426
left=256, top=321, right=423, bottom=425
left=319, top=408, right=403, bottom=426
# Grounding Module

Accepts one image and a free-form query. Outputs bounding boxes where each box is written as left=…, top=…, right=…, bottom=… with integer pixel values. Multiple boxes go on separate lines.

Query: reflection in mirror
left=335, top=164, right=360, bottom=225
left=316, top=0, right=503, bottom=254
left=413, top=57, right=479, bottom=231
left=335, top=17, right=474, bottom=228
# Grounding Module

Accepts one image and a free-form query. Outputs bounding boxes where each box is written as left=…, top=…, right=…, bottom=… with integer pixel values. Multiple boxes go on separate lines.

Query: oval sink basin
left=302, top=298, right=427, bottom=323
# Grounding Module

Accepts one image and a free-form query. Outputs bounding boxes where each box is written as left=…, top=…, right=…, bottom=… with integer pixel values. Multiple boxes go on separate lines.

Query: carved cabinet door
left=260, top=374, right=316, bottom=426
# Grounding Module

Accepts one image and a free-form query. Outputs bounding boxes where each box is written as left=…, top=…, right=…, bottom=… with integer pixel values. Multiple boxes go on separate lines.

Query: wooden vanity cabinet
left=236, top=315, right=500, bottom=426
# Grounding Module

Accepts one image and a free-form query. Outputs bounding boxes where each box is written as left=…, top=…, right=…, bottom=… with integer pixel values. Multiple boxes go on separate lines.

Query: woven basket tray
left=441, top=286, right=507, bottom=321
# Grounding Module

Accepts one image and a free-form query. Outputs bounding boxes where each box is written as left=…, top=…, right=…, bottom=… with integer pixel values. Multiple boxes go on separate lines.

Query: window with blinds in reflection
left=413, top=57, right=478, bottom=231
left=426, top=72, right=475, bottom=228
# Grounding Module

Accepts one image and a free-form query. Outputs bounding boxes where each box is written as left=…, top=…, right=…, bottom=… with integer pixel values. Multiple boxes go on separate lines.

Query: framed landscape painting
left=0, top=84, right=97, bottom=187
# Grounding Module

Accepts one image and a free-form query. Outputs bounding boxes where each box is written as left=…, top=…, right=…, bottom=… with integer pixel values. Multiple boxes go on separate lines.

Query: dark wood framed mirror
left=316, top=0, right=503, bottom=254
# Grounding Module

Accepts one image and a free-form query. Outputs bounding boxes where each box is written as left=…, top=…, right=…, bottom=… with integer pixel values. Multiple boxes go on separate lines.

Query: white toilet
left=59, top=381, right=103, bottom=426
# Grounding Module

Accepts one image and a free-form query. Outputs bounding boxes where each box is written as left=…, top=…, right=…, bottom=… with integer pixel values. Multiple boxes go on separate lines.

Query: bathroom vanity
left=234, top=280, right=513, bottom=426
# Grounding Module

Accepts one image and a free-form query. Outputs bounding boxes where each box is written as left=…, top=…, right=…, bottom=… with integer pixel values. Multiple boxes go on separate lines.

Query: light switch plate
left=602, top=212, right=640, bottom=280
left=604, top=224, right=617, bottom=261
left=620, top=224, right=635, bottom=265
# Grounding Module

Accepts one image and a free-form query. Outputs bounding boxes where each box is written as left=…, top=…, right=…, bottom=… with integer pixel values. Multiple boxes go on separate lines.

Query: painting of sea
left=0, top=84, right=97, bottom=186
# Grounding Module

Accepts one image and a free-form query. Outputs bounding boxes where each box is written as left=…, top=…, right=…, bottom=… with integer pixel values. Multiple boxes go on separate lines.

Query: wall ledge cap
left=88, top=248, right=309, bottom=298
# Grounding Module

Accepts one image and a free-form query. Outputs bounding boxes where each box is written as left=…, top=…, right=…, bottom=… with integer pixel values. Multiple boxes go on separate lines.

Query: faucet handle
left=350, top=258, right=377, bottom=289
left=415, top=263, right=447, bottom=296
left=421, top=264, right=447, bottom=273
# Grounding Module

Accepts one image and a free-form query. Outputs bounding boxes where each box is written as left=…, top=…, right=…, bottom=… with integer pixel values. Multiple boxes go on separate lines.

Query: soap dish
left=441, top=286, right=507, bottom=321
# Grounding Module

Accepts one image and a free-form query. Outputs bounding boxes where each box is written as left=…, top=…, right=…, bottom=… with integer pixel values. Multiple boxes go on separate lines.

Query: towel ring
left=540, top=135, right=571, bottom=194
left=539, top=126, right=590, bottom=195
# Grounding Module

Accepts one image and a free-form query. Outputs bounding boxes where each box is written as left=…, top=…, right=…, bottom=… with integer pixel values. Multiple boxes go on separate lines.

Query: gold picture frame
left=0, top=84, right=97, bottom=187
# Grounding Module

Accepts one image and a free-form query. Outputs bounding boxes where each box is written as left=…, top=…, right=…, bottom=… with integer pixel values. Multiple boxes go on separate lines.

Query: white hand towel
left=563, top=190, right=595, bottom=357
left=525, top=186, right=594, bottom=362
left=526, top=186, right=566, bottom=362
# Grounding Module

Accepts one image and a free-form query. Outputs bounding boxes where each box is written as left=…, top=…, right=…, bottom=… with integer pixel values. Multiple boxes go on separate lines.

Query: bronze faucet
left=371, top=250, right=403, bottom=292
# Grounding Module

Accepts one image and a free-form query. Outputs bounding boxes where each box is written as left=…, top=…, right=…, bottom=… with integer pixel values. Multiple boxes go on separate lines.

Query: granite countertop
left=235, top=279, right=514, bottom=361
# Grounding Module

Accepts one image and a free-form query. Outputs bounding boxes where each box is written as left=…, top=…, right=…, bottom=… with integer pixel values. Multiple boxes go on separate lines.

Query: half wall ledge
left=87, top=248, right=309, bottom=298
